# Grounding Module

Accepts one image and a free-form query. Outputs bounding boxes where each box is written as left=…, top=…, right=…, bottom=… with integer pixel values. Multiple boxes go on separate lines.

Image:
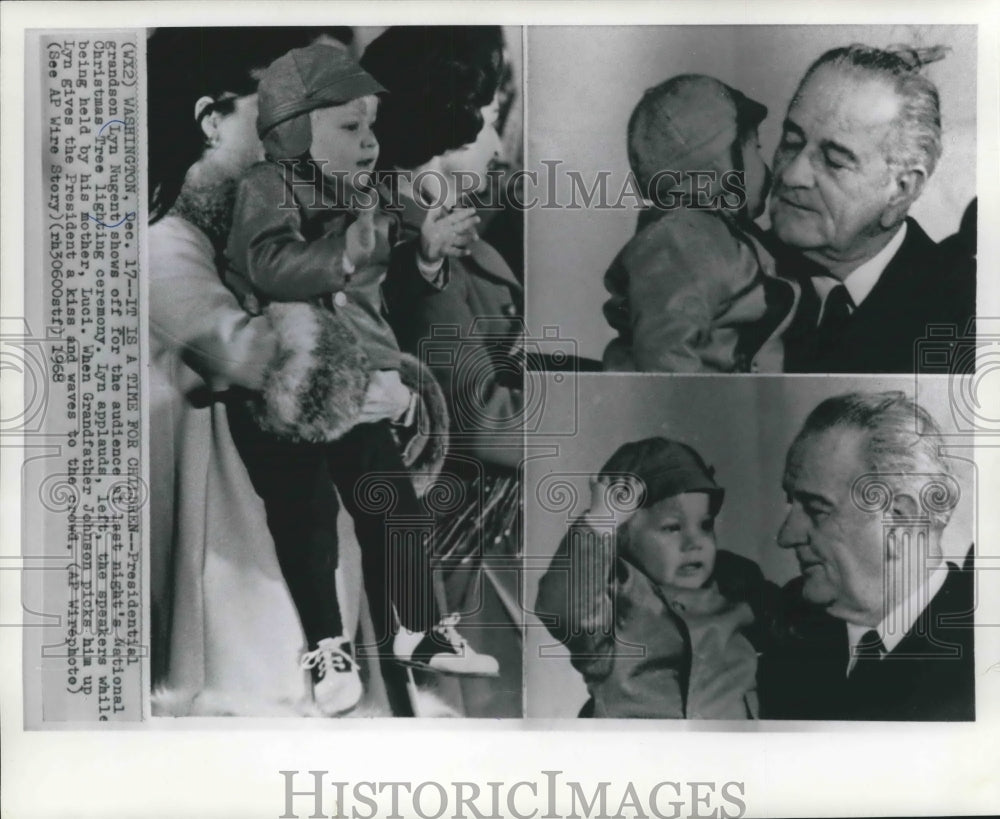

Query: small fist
left=358, top=369, right=412, bottom=425
left=344, top=184, right=393, bottom=269
left=420, top=203, right=481, bottom=264
left=586, top=475, right=644, bottom=527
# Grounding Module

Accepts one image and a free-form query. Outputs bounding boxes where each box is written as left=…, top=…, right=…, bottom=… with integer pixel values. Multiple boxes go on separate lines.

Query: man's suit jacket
left=760, top=560, right=975, bottom=721
left=777, top=218, right=976, bottom=374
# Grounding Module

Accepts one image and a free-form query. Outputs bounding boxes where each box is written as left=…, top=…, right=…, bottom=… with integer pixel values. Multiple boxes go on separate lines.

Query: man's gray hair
left=792, top=390, right=956, bottom=528
left=800, top=44, right=948, bottom=178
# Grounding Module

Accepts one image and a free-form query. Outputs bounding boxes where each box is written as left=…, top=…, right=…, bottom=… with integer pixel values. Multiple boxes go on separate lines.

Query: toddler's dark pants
left=227, top=404, right=438, bottom=650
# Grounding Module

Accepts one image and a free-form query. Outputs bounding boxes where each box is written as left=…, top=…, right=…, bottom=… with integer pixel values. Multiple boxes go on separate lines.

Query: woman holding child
left=148, top=27, right=328, bottom=714
left=148, top=28, right=498, bottom=717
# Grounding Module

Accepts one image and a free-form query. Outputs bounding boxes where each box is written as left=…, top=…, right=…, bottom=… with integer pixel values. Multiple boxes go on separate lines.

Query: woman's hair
left=361, top=26, right=504, bottom=170
left=147, top=27, right=324, bottom=222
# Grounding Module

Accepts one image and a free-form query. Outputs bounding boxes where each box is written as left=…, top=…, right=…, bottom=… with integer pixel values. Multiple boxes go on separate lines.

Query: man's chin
left=770, top=204, right=823, bottom=248
left=801, top=574, right=836, bottom=607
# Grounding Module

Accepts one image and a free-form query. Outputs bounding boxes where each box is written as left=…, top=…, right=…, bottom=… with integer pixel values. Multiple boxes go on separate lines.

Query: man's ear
left=880, top=166, right=927, bottom=229
left=885, top=492, right=920, bottom=561
left=195, top=96, right=218, bottom=141
left=890, top=492, right=919, bottom=519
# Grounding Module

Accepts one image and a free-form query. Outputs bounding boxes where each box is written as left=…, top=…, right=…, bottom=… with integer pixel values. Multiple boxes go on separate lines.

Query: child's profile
left=603, top=74, right=798, bottom=374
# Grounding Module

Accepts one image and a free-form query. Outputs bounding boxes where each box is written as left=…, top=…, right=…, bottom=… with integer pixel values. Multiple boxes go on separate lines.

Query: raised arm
left=535, top=516, right=617, bottom=680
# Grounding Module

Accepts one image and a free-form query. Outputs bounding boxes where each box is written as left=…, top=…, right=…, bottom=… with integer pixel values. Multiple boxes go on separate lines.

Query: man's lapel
left=890, top=562, right=971, bottom=659
left=840, top=218, right=930, bottom=335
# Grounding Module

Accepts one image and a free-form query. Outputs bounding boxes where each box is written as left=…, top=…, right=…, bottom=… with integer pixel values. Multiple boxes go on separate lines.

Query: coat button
left=333, top=291, right=347, bottom=307
left=671, top=600, right=686, bottom=612
left=502, top=303, right=518, bottom=317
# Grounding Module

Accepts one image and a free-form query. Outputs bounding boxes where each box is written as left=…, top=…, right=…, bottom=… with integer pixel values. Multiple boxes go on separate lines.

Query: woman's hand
left=419, top=203, right=481, bottom=263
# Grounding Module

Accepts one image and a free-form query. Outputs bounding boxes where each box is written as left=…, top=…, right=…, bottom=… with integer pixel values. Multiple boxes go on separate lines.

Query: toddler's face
left=625, top=492, right=717, bottom=589
left=741, top=126, right=771, bottom=220
left=308, top=95, right=380, bottom=189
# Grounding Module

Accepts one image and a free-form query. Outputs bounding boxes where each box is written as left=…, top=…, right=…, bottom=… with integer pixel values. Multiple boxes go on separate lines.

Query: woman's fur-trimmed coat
left=250, top=300, right=449, bottom=496
left=150, top=212, right=448, bottom=717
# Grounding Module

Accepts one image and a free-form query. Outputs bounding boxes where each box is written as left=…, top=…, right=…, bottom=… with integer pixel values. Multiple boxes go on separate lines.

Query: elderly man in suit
left=770, top=45, right=976, bottom=373
left=760, top=391, right=974, bottom=721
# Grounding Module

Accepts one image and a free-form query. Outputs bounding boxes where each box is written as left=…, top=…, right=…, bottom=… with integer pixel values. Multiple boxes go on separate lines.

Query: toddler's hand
left=585, top=475, right=643, bottom=528
left=358, top=369, right=413, bottom=425
left=419, top=203, right=480, bottom=264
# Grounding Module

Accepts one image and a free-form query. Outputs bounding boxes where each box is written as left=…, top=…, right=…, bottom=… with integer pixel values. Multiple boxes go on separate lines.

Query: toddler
left=536, top=437, right=778, bottom=718
left=224, top=45, right=497, bottom=715
left=603, top=74, right=799, bottom=373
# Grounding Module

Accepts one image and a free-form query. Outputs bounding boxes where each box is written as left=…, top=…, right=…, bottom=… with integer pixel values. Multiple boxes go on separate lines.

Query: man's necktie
left=815, top=283, right=854, bottom=352
left=848, top=629, right=885, bottom=678
left=855, top=629, right=885, bottom=658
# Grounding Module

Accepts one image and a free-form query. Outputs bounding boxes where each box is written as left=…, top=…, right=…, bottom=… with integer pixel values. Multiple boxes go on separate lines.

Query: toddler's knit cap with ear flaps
left=256, top=44, right=386, bottom=160
left=600, top=437, right=725, bottom=515
left=628, top=74, right=767, bottom=194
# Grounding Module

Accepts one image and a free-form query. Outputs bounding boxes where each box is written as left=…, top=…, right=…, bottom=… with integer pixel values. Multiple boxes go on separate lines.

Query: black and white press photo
left=6, top=2, right=1000, bottom=817
left=146, top=25, right=525, bottom=718
left=525, top=26, right=977, bottom=374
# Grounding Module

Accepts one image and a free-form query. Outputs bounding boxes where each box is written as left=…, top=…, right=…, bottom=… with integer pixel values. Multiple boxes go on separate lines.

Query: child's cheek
left=630, top=530, right=683, bottom=586
left=318, top=166, right=341, bottom=191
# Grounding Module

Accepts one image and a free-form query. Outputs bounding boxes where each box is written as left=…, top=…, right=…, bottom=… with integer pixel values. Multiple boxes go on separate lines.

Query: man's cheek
left=773, top=204, right=823, bottom=244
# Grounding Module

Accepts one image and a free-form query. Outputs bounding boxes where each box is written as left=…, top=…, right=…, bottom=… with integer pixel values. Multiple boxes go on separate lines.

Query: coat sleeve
left=385, top=239, right=449, bottom=296
left=712, top=549, right=786, bottom=652
left=626, top=214, right=742, bottom=373
left=384, top=262, right=523, bottom=469
left=629, top=276, right=713, bottom=372
left=226, top=164, right=352, bottom=300
left=149, top=216, right=277, bottom=393
left=535, top=517, right=617, bottom=680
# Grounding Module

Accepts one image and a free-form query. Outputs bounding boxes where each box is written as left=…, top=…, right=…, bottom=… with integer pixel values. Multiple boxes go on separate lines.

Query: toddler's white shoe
left=300, top=637, right=363, bottom=716
left=393, top=613, right=500, bottom=677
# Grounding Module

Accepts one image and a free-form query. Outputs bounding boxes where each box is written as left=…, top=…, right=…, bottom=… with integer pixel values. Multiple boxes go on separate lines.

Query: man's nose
left=362, top=130, right=378, bottom=151
left=776, top=508, right=803, bottom=550
left=776, top=147, right=814, bottom=189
